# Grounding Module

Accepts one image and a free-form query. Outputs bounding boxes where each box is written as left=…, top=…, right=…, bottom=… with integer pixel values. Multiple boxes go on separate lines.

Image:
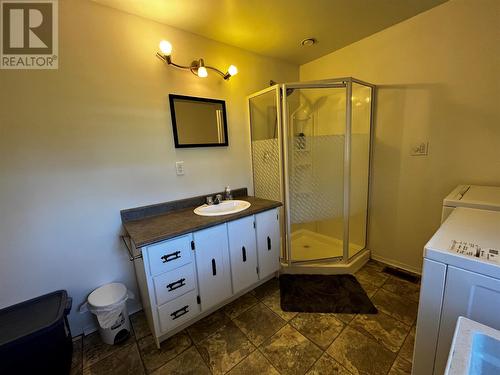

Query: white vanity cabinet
left=256, top=209, right=281, bottom=279
left=228, top=216, right=259, bottom=293
left=193, top=224, right=232, bottom=311
left=131, top=207, right=281, bottom=347
left=136, top=235, right=200, bottom=341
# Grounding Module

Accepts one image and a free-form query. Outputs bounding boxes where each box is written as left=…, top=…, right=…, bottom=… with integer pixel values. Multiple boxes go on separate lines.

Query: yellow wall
left=0, top=0, right=298, bottom=333
left=301, top=0, right=500, bottom=272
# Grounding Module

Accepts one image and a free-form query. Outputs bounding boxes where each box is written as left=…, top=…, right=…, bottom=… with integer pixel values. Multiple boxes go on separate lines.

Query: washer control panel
left=449, top=240, right=499, bottom=264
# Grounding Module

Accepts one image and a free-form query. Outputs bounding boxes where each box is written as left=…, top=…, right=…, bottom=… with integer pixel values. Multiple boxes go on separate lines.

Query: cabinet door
left=228, top=216, right=258, bottom=293
left=255, top=208, right=280, bottom=279
left=433, top=266, right=500, bottom=375
left=193, top=224, right=232, bottom=311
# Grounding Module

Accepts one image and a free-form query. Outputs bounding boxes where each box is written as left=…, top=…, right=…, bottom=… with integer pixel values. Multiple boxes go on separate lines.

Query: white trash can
left=86, top=283, right=132, bottom=345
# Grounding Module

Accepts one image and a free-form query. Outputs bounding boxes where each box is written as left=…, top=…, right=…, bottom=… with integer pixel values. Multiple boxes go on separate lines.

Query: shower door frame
left=247, top=84, right=284, bottom=202
left=247, top=84, right=284, bottom=203
left=247, top=85, right=287, bottom=260
left=281, top=77, right=375, bottom=266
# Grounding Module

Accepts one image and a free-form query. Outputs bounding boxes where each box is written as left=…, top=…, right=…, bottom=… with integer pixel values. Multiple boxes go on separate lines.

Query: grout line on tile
left=371, top=288, right=418, bottom=326
left=221, top=342, right=258, bottom=375
left=254, top=345, right=284, bottom=375
left=143, top=333, right=195, bottom=374
left=192, top=343, right=214, bottom=374
left=82, top=335, right=135, bottom=370
left=188, top=321, right=226, bottom=348
left=224, top=299, right=259, bottom=321
left=131, top=342, right=149, bottom=375
left=302, top=351, right=322, bottom=375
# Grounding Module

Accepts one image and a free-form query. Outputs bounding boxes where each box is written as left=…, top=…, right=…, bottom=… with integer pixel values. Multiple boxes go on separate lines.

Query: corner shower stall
left=248, top=78, right=374, bottom=271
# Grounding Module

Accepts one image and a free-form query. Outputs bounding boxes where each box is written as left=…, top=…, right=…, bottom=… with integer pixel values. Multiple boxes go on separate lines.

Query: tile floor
left=71, top=260, right=420, bottom=375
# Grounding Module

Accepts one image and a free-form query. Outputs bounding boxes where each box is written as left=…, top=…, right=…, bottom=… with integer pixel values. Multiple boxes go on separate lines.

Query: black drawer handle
left=211, top=258, right=217, bottom=276
left=170, top=305, right=189, bottom=320
left=267, top=236, right=271, bottom=250
left=166, top=278, right=186, bottom=292
left=161, top=251, right=181, bottom=263
left=242, top=246, right=247, bottom=262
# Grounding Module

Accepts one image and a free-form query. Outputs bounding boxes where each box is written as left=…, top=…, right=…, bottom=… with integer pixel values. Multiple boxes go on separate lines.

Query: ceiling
left=93, top=0, right=448, bottom=65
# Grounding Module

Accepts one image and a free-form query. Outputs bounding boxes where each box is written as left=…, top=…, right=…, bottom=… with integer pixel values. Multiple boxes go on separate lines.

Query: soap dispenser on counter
left=224, top=186, right=232, bottom=200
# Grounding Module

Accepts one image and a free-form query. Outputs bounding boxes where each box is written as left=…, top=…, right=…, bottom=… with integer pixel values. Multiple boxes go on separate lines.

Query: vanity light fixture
left=156, top=40, right=238, bottom=80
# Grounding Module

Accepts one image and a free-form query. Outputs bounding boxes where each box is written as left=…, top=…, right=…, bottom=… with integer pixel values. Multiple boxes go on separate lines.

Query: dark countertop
left=122, top=195, right=282, bottom=248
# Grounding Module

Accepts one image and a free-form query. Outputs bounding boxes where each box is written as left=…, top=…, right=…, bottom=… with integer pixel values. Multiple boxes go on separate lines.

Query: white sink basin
left=445, top=317, right=500, bottom=375
left=194, top=200, right=251, bottom=216
left=469, top=333, right=500, bottom=374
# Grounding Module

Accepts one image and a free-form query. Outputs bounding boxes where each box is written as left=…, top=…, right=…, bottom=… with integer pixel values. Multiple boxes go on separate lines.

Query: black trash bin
left=0, top=290, right=73, bottom=374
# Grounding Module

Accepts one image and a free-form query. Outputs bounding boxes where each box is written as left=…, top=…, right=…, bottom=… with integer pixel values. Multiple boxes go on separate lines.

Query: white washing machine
left=441, top=184, right=500, bottom=222
left=412, top=207, right=500, bottom=375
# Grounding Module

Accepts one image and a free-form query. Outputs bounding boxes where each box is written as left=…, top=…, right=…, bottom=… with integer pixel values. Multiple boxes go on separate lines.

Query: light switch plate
left=175, top=161, right=185, bottom=175
left=411, top=142, right=429, bottom=156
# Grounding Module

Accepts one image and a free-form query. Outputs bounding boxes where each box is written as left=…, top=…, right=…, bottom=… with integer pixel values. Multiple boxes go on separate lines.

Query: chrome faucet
left=214, top=194, right=223, bottom=204
left=207, top=186, right=231, bottom=206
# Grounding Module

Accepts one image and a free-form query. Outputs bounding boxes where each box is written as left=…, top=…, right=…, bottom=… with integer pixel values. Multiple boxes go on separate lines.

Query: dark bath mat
left=280, top=274, right=378, bottom=314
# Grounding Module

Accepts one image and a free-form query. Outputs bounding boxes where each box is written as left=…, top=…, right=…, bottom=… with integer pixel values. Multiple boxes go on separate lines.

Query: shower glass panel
left=349, top=82, right=373, bottom=259
left=248, top=78, right=375, bottom=269
left=248, top=86, right=284, bottom=259
left=283, top=85, right=347, bottom=263
left=249, top=86, right=281, bottom=202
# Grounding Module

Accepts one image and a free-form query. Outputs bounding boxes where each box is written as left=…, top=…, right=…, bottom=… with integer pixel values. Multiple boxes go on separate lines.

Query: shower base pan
left=291, top=229, right=363, bottom=261
left=283, top=229, right=370, bottom=274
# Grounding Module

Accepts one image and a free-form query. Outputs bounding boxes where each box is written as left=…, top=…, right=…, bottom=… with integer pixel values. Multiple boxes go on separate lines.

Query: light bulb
left=159, top=40, right=172, bottom=55
left=197, top=66, right=208, bottom=78
left=227, top=65, right=238, bottom=76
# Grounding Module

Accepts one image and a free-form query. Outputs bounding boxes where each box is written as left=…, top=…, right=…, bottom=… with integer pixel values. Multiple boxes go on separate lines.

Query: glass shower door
left=348, top=82, right=373, bottom=260
left=248, top=86, right=284, bottom=259
left=248, top=85, right=282, bottom=202
left=282, top=83, right=348, bottom=263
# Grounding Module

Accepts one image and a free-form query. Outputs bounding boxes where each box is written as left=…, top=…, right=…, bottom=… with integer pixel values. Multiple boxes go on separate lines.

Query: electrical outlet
left=410, top=142, right=429, bottom=156
left=175, top=161, right=185, bottom=175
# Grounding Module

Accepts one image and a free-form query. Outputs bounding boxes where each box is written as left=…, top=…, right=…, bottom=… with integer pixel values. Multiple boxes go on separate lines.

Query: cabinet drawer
left=147, top=236, right=192, bottom=276
left=157, top=290, right=199, bottom=333
left=154, top=263, right=196, bottom=306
